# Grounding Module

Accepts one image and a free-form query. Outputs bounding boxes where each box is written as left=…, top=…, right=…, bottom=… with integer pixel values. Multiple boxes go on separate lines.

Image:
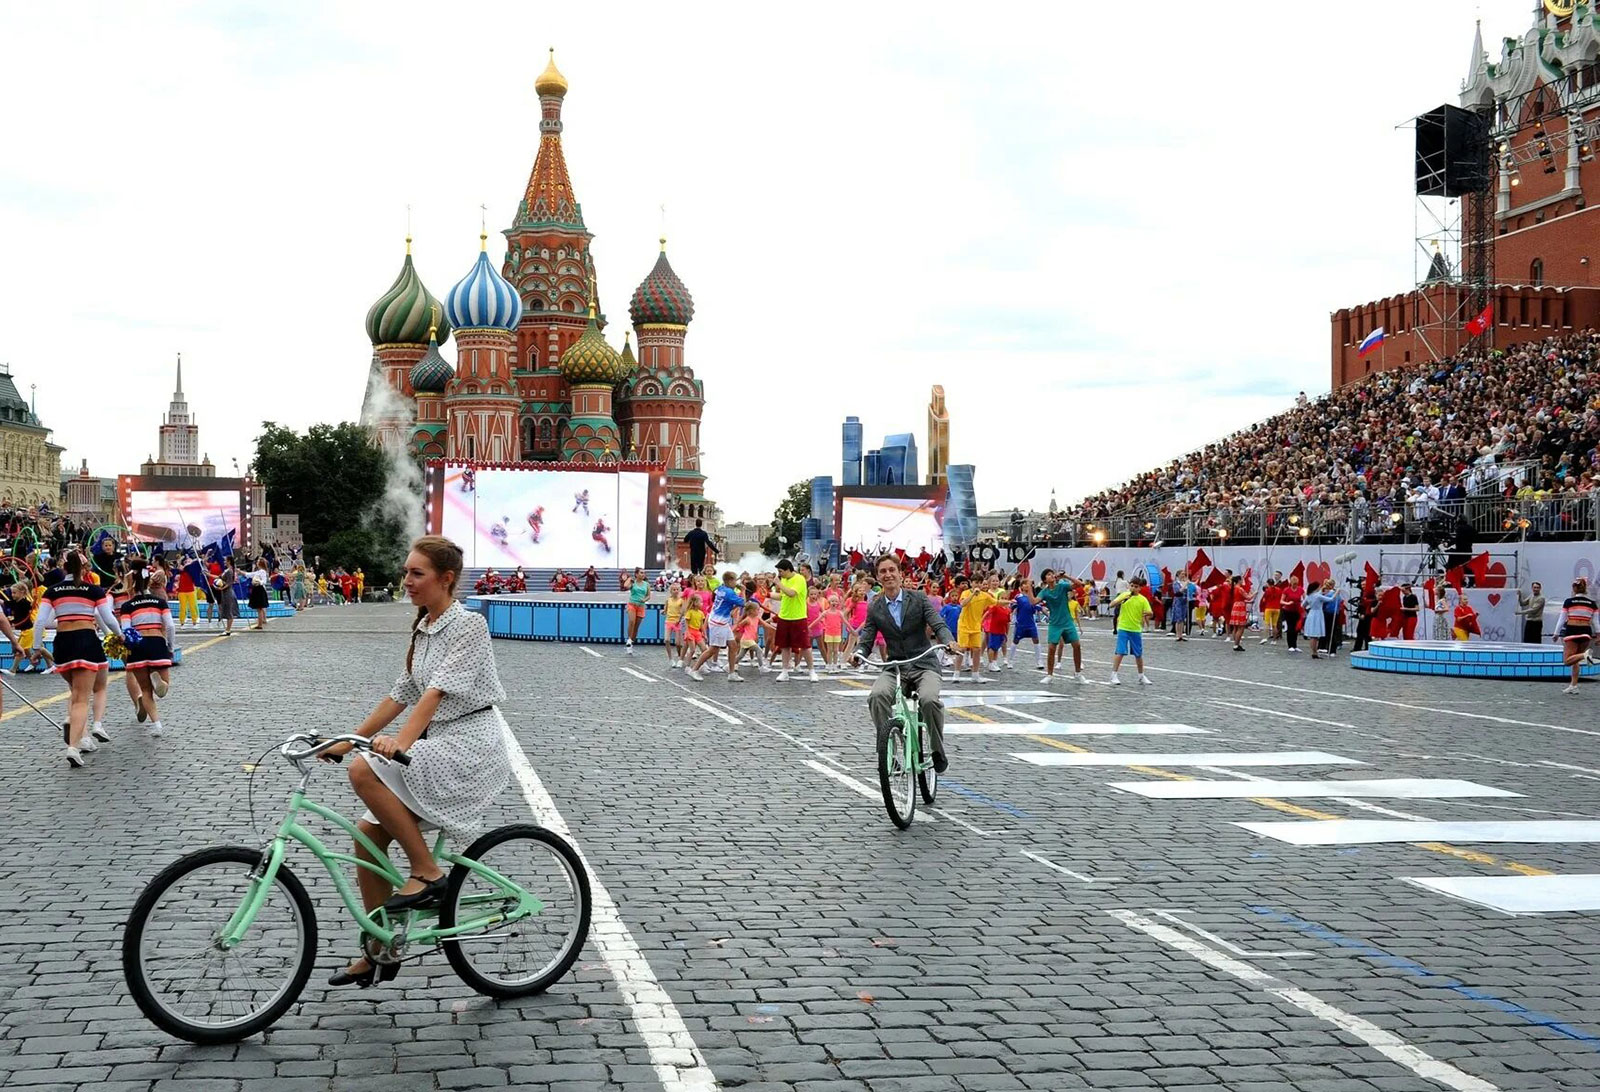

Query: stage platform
left=167, top=601, right=297, bottom=619
left=1350, top=639, right=1600, bottom=680
left=467, top=593, right=664, bottom=644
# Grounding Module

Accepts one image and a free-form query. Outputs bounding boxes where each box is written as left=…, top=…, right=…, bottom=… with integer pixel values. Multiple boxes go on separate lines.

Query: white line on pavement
left=1018, top=849, right=1117, bottom=884
left=579, top=647, right=604, bottom=658
left=1108, top=908, right=1501, bottom=1092
left=681, top=696, right=741, bottom=725
left=801, top=759, right=935, bottom=820
left=498, top=722, right=719, bottom=1092
left=927, top=807, right=998, bottom=836
left=620, top=666, right=658, bottom=683
left=1146, top=909, right=1309, bottom=959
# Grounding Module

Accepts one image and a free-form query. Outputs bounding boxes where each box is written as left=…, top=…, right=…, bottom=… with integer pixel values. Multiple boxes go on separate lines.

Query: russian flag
left=1357, top=327, right=1386, bottom=357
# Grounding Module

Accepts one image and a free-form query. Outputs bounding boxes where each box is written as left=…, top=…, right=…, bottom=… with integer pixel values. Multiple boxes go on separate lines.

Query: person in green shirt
left=1108, top=575, right=1154, bottom=686
left=772, top=559, right=817, bottom=681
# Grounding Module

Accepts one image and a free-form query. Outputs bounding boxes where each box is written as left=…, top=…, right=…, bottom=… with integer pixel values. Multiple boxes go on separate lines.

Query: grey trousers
left=868, top=665, right=945, bottom=756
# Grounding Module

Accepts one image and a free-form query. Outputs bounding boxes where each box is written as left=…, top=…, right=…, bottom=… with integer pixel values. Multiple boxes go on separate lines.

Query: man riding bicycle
left=854, top=554, right=961, bottom=772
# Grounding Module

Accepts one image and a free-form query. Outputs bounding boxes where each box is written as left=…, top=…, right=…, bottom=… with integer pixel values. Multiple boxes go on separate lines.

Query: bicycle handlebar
left=280, top=733, right=412, bottom=766
left=853, top=650, right=951, bottom=670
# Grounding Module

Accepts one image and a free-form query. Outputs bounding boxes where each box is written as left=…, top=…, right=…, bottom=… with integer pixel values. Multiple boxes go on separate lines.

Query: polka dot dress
left=371, top=601, right=512, bottom=842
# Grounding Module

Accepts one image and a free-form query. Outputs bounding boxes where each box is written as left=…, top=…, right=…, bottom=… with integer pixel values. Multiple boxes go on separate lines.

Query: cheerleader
left=35, top=550, right=118, bottom=767
left=113, top=568, right=143, bottom=722
left=248, top=558, right=272, bottom=630
left=119, top=567, right=176, bottom=735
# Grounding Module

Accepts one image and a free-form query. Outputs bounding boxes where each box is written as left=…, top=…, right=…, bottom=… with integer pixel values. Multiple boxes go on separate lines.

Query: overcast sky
left=0, top=1, right=1539, bottom=523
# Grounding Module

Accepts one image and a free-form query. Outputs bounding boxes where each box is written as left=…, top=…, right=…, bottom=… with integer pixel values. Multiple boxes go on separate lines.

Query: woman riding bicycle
left=320, top=535, right=512, bottom=987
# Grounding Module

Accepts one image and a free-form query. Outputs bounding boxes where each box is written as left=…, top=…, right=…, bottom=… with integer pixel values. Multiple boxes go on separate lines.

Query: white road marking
left=1112, top=778, right=1522, bottom=800
left=1196, top=765, right=1434, bottom=822
left=579, top=646, right=604, bottom=658
left=802, top=759, right=934, bottom=820
left=681, top=697, right=741, bottom=725
left=1242, top=819, right=1600, bottom=846
left=1404, top=874, right=1600, bottom=914
left=1013, top=750, right=1360, bottom=768
left=1147, top=909, right=1309, bottom=959
left=927, top=807, right=998, bottom=836
left=1018, top=849, right=1118, bottom=884
left=498, top=723, right=719, bottom=1092
left=942, top=722, right=1210, bottom=736
left=1109, top=908, right=1501, bottom=1092
left=620, top=666, right=657, bottom=683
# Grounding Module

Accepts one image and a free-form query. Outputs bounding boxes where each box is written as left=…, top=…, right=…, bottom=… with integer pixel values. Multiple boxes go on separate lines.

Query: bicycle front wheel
left=442, top=824, right=591, bottom=998
left=123, top=846, right=317, bottom=1044
left=918, top=743, right=938, bottom=804
left=877, top=718, right=916, bottom=829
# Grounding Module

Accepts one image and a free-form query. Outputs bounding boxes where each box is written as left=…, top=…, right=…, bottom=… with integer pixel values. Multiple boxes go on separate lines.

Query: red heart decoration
left=1091, top=559, right=1107, bottom=581
left=1306, top=561, right=1331, bottom=584
left=1487, top=593, right=1502, bottom=606
left=1482, top=562, right=1507, bottom=588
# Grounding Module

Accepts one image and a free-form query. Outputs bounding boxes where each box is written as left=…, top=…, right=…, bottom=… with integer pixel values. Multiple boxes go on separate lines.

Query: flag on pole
left=1464, top=305, right=1493, bottom=337
left=1357, top=327, right=1386, bottom=357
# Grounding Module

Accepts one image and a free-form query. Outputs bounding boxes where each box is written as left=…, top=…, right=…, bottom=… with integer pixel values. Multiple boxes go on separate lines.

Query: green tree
left=251, top=422, right=408, bottom=578
left=760, top=479, right=811, bottom=557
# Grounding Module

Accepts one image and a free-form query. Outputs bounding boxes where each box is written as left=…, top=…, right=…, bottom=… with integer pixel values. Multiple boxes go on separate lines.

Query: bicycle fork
left=217, top=837, right=288, bottom=950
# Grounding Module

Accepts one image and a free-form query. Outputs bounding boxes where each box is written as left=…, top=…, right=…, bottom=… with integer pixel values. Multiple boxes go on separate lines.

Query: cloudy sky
left=0, top=1, right=1538, bottom=523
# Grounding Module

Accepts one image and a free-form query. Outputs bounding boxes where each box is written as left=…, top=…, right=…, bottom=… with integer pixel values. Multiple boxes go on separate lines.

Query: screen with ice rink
left=838, top=492, right=945, bottom=555
left=438, top=466, right=650, bottom=569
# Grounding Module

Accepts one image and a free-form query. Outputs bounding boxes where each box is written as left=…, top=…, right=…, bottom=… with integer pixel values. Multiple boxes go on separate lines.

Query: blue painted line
left=937, top=780, right=1029, bottom=819
left=1248, top=905, right=1600, bottom=1048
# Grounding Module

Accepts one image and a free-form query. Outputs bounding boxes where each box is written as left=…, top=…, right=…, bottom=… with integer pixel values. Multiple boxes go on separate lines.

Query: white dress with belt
left=362, top=601, right=512, bottom=842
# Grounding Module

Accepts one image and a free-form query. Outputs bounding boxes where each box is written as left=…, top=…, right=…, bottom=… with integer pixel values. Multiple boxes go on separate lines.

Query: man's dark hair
left=776, top=559, right=794, bottom=572
left=694, top=519, right=703, bottom=528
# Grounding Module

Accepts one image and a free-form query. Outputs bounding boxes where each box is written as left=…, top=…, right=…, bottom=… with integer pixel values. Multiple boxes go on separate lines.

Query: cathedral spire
left=174, top=352, right=183, bottom=399
left=517, top=49, right=585, bottom=231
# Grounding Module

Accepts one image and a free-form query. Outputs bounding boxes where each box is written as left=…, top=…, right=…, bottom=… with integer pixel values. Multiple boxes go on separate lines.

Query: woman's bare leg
left=349, top=758, right=440, bottom=886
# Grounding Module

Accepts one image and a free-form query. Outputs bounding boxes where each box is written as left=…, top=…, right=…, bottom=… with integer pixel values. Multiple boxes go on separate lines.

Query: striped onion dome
left=560, top=306, right=625, bottom=385
left=445, top=234, right=524, bottom=331
left=409, top=329, right=453, bottom=394
left=365, top=242, right=451, bottom=346
left=628, top=238, right=695, bottom=326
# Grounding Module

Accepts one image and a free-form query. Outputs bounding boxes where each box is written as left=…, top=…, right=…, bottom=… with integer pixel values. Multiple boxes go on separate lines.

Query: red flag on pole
left=1465, top=305, right=1493, bottom=338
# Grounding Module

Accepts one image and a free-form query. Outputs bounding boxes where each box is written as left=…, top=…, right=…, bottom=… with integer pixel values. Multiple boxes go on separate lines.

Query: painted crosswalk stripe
left=943, top=722, right=1210, bottom=736
left=1112, top=778, right=1522, bottom=800
left=1241, top=819, right=1600, bottom=846
left=1404, top=874, right=1600, bottom=914
left=1016, top=750, right=1360, bottom=768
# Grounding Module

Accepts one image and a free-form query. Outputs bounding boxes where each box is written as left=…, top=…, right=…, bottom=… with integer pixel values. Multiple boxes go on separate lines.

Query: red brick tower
left=617, top=238, right=707, bottom=502
left=502, top=50, right=600, bottom=460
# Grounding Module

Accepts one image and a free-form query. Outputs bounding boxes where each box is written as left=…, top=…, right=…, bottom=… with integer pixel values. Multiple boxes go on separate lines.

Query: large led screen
left=127, top=489, right=243, bottom=551
left=838, top=494, right=945, bottom=555
left=439, top=466, right=650, bottom=569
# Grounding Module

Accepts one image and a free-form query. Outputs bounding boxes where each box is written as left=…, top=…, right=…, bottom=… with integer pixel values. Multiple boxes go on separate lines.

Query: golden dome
left=535, top=48, right=568, bottom=97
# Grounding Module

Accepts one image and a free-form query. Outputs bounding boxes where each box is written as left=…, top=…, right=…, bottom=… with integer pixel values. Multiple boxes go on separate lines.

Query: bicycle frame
left=887, top=666, right=926, bottom=774
left=218, top=784, right=542, bottom=952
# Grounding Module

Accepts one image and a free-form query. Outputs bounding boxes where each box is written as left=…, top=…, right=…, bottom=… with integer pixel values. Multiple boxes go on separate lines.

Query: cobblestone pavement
left=2, top=604, right=1599, bottom=1091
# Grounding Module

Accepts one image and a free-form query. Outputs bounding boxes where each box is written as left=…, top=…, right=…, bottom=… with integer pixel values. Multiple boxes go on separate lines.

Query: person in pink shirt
left=818, top=593, right=851, bottom=673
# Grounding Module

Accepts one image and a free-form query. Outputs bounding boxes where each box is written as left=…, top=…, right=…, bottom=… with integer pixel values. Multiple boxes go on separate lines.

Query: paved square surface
left=2, top=605, right=1599, bottom=1091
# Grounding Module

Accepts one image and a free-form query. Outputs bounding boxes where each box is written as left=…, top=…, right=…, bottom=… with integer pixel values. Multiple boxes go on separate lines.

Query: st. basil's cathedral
left=359, top=51, right=713, bottom=518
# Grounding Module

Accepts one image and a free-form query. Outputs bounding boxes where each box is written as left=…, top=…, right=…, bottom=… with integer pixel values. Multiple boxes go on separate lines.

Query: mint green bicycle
left=861, top=655, right=941, bottom=829
left=122, top=733, right=591, bottom=1044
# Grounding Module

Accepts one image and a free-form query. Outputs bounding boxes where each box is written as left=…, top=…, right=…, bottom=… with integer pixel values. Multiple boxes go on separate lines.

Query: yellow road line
left=0, top=633, right=229, bottom=722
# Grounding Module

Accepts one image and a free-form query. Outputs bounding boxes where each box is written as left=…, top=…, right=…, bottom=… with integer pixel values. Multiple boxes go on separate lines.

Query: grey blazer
left=855, top=589, right=954, bottom=670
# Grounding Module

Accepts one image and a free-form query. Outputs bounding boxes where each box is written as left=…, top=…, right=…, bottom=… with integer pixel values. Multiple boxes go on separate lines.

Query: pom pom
left=103, top=632, right=128, bottom=661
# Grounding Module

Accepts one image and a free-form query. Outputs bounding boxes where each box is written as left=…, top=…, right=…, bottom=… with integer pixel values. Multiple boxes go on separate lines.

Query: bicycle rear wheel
left=441, top=824, right=591, bottom=998
left=123, top=846, right=316, bottom=1044
left=876, top=718, right=916, bottom=828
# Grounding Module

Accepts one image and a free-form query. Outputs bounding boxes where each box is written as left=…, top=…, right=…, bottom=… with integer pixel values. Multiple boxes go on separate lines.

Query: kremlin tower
left=357, top=50, right=714, bottom=515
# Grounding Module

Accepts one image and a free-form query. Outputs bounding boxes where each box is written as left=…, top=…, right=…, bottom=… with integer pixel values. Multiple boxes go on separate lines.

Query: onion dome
left=409, top=325, right=453, bottom=394
left=445, top=233, right=524, bottom=331
left=560, top=301, right=625, bottom=385
left=534, top=48, right=568, bottom=98
left=629, top=238, right=695, bottom=326
left=365, top=239, right=451, bottom=346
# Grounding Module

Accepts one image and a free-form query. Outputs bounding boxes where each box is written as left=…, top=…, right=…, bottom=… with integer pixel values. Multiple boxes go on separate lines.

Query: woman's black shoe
left=327, top=956, right=400, bottom=988
left=382, top=874, right=448, bottom=913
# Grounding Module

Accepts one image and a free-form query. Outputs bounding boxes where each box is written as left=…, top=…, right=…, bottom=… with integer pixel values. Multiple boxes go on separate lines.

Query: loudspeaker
left=1416, top=104, right=1491, bottom=197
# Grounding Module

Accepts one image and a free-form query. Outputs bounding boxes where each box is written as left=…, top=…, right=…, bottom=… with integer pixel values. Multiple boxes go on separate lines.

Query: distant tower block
left=927, top=385, right=949, bottom=486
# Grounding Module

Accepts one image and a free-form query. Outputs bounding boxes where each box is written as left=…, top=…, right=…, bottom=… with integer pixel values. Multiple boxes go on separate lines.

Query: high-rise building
left=842, top=417, right=863, bottom=486
left=142, top=355, right=215, bottom=478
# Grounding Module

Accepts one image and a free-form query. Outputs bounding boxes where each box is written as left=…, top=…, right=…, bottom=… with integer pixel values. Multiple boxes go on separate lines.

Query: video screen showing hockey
left=439, top=466, right=650, bottom=569
left=126, top=488, right=243, bottom=552
left=838, top=494, right=945, bottom=555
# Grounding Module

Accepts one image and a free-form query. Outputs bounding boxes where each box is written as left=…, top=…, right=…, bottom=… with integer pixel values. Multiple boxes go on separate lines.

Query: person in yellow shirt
left=957, top=574, right=998, bottom=683
left=664, top=585, right=686, bottom=667
left=1108, top=575, right=1155, bottom=686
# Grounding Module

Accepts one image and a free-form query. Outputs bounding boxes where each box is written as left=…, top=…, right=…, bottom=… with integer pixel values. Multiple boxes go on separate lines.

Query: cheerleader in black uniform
left=34, top=550, right=118, bottom=767
left=248, top=558, right=272, bottom=630
left=119, top=567, right=176, bottom=733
